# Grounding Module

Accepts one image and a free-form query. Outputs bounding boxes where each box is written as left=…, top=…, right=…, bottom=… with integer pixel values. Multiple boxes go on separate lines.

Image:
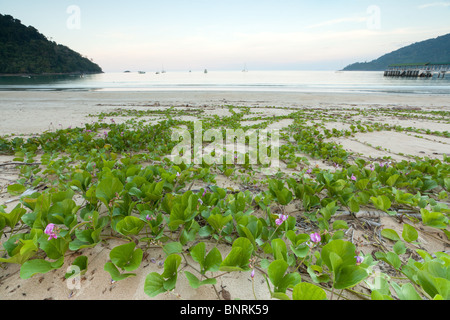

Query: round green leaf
left=402, top=224, right=418, bottom=243
left=116, top=216, right=145, bottom=236
left=20, top=257, right=64, bottom=279
left=292, top=282, right=327, bottom=300
left=144, top=272, right=166, bottom=297
left=381, top=228, right=400, bottom=241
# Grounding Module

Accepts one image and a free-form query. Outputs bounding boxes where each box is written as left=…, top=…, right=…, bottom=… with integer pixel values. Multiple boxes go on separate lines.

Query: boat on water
left=138, top=71, right=146, bottom=74
left=204, top=69, right=208, bottom=74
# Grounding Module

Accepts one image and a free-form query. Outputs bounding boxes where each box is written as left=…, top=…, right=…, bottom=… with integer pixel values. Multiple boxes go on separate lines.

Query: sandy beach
left=1, top=90, right=450, bottom=136
left=0, top=90, right=449, bottom=301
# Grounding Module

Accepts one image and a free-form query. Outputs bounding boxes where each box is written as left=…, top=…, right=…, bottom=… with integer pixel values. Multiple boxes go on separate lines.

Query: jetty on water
left=384, top=62, right=449, bottom=78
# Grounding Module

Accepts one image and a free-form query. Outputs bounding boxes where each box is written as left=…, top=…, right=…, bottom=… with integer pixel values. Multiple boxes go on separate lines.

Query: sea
left=0, top=70, right=449, bottom=95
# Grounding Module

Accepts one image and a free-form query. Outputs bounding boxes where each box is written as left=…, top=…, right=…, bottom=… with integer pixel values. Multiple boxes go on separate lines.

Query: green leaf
left=190, top=242, right=206, bottom=267
left=319, top=201, right=338, bottom=220
left=381, top=228, right=400, bottom=241
left=333, top=265, right=368, bottom=289
left=355, top=178, right=369, bottom=190
left=65, top=255, right=88, bottom=279
left=321, top=240, right=357, bottom=272
left=190, top=242, right=222, bottom=274
left=104, top=262, right=136, bottom=281
left=268, top=259, right=289, bottom=289
left=109, top=242, right=143, bottom=272
left=272, top=292, right=291, bottom=300
left=307, top=265, right=330, bottom=284
left=386, top=174, right=400, bottom=187
left=393, top=240, right=407, bottom=255
left=163, top=242, right=183, bottom=256
left=20, top=257, right=64, bottom=279
left=420, top=209, right=448, bottom=229
left=402, top=224, right=418, bottom=243
left=115, top=216, right=145, bottom=236
left=375, top=251, right=402, bottom=270
left=267, top=259, right=301, bottom=293
left=207, top=213, right=233, bottom=233
left=0, top=204, right=26, bottom=229
left=220, top=237, right=253, bottom=272
left=184, top=271, right=216, bottom=289
left=204, top=247, right=222, bottom=273
left=69, top=228, right=101, bottom=251
left=348, top=198, right=360, bottom=213
left=48, top=199, right=77, bottom=227
left=422, top=179, right=438, bottom=191
left=332, top=220, right=349, bottom=230
left=290, top=244, right=310, bottom=259
left=95, top=175, right=123, bottom=207
left=371, top=290, right=394, bottom=300
left=292, top=282, right=327, bottom=300
left=276, top=188, right=293, bottom=205
left=370, top=195, right=391, bottom=212
left=391, top=282, right=422, bottom=300
left=417, top=261, right=450, bottom=300
left=38, top=234, right=68, bottom=260
left=144, top=272, right=166, bottom=297
left=271, top=238, right=287, bottom=262
left=161, top=254, right=182, bottom=280
left=7, top=184, right=26, bottom=196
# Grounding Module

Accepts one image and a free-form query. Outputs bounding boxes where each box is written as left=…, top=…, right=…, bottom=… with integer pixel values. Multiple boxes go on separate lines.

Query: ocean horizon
left=0, top=70, right=449, bottom=95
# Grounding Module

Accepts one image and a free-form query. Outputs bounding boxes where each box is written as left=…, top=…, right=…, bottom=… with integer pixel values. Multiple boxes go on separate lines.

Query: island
left=0, top=13, right=102, bottom=75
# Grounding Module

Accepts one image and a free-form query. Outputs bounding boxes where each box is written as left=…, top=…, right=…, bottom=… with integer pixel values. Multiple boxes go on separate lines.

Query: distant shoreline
left=0, top=71, right=104, bottom=77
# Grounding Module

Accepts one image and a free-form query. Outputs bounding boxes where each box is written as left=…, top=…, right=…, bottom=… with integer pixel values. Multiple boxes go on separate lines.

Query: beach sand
left=0, top=90, right=449, bottom=301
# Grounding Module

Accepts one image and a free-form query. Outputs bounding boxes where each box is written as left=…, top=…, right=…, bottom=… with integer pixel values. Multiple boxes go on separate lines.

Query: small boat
left=138, top=71, right=146, bottom=74
left=204, top=69, right=208, bottom=74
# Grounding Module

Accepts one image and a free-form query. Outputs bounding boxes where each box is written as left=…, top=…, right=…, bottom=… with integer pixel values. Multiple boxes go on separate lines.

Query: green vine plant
left=0, top=105, right=449, bottom=300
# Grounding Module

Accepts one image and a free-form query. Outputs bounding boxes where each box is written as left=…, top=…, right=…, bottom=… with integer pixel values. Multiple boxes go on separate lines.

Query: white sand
left=1, top=90, right=449, bottom=136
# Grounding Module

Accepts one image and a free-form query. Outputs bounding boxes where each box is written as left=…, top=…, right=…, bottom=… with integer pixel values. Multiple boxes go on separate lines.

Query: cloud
left=418, top=2, right=450, bottom=9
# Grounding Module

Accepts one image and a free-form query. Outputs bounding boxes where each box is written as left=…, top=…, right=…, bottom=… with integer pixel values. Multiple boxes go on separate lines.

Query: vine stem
left=251, top=276, right=257, bottom=300
left=293, top=245, right=313, bottom=273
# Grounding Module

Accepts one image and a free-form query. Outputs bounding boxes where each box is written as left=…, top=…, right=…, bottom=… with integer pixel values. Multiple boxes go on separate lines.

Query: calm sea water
left=0, top=71, right=449, bottom=94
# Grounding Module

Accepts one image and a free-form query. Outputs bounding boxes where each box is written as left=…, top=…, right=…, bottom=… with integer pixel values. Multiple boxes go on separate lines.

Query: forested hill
left=343, top=33, right=450, bottom=71
left=0, top=13, right=102, bottom=74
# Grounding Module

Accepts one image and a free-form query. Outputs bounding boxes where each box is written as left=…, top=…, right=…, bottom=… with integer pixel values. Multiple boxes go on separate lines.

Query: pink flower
left=251, top=269, right=255, bottom=279
left=306, top=168, right=312, bottom=174
left=350, top=174, right=357, bottom=181
left=310, top=232, right=321, bottom=243
left=275, top=214, right=288, bottom=226
left=44, top=223, right=58, bottom=240
left=356, top=256, right=364, bottom=264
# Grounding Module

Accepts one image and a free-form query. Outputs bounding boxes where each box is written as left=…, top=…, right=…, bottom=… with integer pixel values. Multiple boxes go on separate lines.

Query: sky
left=1, top=0, right=449, bottom=72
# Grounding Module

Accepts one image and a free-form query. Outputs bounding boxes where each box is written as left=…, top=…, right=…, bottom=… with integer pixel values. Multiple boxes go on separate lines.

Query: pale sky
left=1, top=0, right=449, bottom=72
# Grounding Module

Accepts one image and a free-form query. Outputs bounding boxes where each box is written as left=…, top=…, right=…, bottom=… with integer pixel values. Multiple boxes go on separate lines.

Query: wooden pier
left=384, top=62, right=449, bottom=78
